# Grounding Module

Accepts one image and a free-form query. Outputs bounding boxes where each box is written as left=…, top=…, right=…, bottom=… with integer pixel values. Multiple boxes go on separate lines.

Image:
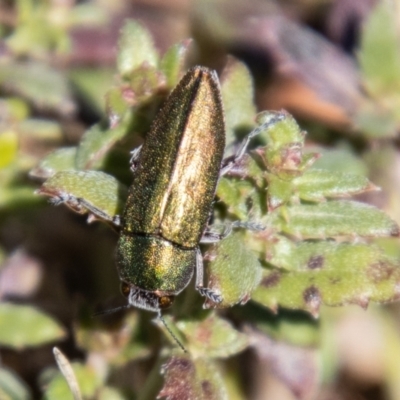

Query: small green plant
left=31, top=21, right=400, bottom=398
left=2, top=3, right=400, bottom=397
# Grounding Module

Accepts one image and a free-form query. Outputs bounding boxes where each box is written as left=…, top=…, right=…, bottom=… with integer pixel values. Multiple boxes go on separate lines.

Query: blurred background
left=2, top=0, right=400, bottom=399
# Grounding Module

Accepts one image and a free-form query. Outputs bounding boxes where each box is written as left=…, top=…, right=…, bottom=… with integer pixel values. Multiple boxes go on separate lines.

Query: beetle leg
left=231, top=220, right=266, bottom=231
left=200, top=225, right=232, bottom=243
left=220, top=111, right=285, bottom=176
left=195, top=248, right=223, bottom=304
left=200, top=221, right=265, bottom=244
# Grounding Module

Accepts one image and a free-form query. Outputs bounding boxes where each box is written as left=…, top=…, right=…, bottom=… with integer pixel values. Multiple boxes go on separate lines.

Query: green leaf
left=257, top=111, right=304, bottom=151
left=356, top=0, right=400, bottom=137
left=159, top=356, right=228, bottom=400
left=204, top=231, right=262, bottom=308
left=270, top=200, right=399, bottom=238
left=255, top=112, right=313, bottom=177
left=30, top=147, right=77, bottom=179
left=0, top=61, right=74, bottom=116
left=53, top=348, right=82, bottom=400
left=160, top=39, right=192, bottom=88
left=97, top=387, right=126, bottom=400
left=354, top=100, right=398, bottom=138
left=127, top=64, right=164, bottom=103
left=310, top=146, right=368, bottom=176
left=293, top=169, right=377, bottom=202
left=0, top=367, right=31, bottom=400
left=74, top=313, right=148, bottom=366
left=359, top=0, right=400, bottom=96
left=37, top=170, right=128, bottom=222
left=221, top=59, right=256, bottom=149
left=0, top=97, right=30, bottom=122
left=234, top=304, right=320, bottom=347
left=176, top=314, right=248, bottom=358
left=69, top=67, right=115, bottom=115
left=0, top=303, right=66, bottom=349
left=0, top=186, right=39, bottom=208
left=252, top=241, right=400, bottom=315
left=43, top=363, right=101, bottom=400
left=0, top=131, right=18, bottom=169
left=105, top=87, right=130, bottom=125
left=19, top=119, right=63, bottom=142
left=216, top=177, right=263, bottom=220
left=117, top=20, right=159, bottom=79
left=266, top=174, right=292, bottom=210
left=6, top=16, right=68, bottom=56
left=75, top=123, right=128, bottom=170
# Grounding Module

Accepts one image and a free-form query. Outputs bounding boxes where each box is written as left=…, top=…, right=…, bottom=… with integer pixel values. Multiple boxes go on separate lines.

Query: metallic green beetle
left=116, top=66, right=226, bottom=313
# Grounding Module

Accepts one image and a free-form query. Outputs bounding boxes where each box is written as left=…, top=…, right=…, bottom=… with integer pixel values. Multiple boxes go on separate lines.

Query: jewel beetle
left=116, top=66, right=226, bottom=314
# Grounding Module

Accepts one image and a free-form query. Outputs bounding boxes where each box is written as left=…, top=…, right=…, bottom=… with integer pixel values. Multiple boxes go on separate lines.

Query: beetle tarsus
left=201, top=221, right=265, bottom=244
left=231, top=220, right=266, bottom=231
left=197, top=286, right=223, bottom=304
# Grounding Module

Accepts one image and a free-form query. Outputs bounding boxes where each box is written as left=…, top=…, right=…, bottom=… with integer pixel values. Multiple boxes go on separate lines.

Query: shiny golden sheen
left=117, top=235, right=196, bottom=292
left=116, top=67, right=225, bottom=303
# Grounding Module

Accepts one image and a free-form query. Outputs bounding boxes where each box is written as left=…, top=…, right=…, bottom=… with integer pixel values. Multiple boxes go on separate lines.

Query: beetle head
left=120, top=281, right=175, bottom=312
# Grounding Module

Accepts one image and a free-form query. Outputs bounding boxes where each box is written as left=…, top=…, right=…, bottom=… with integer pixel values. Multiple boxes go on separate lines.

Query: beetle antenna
left=92, top=304, right=130, bottom=317
left=157, top=311, right=187, bottom=352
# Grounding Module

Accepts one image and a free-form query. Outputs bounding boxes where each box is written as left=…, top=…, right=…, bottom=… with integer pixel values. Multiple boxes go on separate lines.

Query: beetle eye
left=120, top=282, right=131, bottom=298
left=158, top=295, right=175, bottom=309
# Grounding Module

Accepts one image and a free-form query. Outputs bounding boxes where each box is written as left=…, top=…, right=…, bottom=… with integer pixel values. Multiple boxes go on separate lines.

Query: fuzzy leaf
left=176, top=314, right=248, bottom=358
left=160, top=39, right=192, bottom=88
left=293, top=169, right=377, bottom=201
left=256, top=111, right=304, bottom=151
left=221, top=59, right=256, bottom=149
left=204, top=231, right=262, bottom=308
left=30, top=147, right=77, bottom=179
left=216, top=177, right=263, bottom=220
left=37, top=170, right=128, bottom=222
left=159, top=356, right=227, bottom=400
left=270, top=200, right=399, bottom=238
left=254, top=112, right=314, bottom=178
left=75, top=123, right=128, bottom=170
left=117, top=21, right=159, bottom=79
left=266, top=174, right=292, bottom=210
left=128, top=64, right=164, bottom=103
left=252, top=241, right=400, bottom=315
left=0, top=303, right=66, bottom=349
left=105, top=87, right=130, bottom=126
